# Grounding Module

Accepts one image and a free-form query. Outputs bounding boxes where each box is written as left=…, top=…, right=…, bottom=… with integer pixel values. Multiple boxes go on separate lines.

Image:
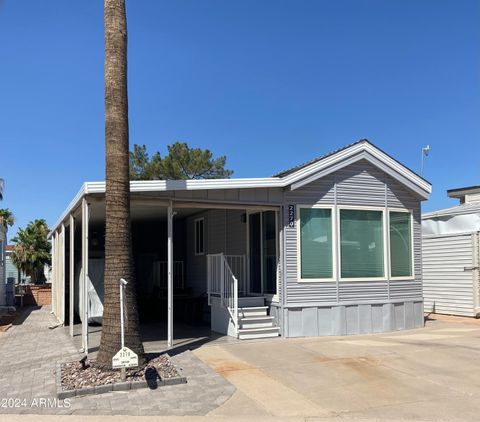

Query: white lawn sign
left=112, top=278, right=138, bottom=379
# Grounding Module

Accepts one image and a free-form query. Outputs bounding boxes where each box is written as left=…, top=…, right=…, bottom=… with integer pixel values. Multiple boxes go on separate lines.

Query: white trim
left=272, top=209, right=280, bottom=303
left=48, top=141, right=432, bottom=235
left=388, top=208, right=415, bottom=281
left=51, top=232, right=56, bottom=315
left=422, top=203, right=480, bottom=219
left=290, top=151, right=430, bottom=198
left=81, top=198, right=89, bottom=354
left=167, top=201, right=174, bottom=348
left=260, top=212, right=264, bottom=294
left=246, top=210, right=280, bottom=297
left=194, top=217, right=205, bottom=256
left=337, top=205, right=388, bottom=282
left=61, top=223, right=65, bottom=324
left=246, top=211, right=261, bottom=295
left=69, top=214, right=75, bottom=337
left=296, top=205, right=336, bottom=283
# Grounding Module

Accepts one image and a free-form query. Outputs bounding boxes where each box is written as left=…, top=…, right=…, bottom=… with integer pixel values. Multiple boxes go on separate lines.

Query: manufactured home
left=422, top=186, right=480, bottom=317
left=49, top=140, right=431, bottom=351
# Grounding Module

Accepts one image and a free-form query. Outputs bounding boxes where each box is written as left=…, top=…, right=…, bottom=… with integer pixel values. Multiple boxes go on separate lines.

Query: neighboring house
left=48, top=139, right=431, bottom=351
left=5, top=246, right=22, bottom=285
left=422, top=186, right=480, bottom=317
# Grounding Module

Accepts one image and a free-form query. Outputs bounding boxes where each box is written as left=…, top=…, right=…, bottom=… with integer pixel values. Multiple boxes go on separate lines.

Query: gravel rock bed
left=60, top=354, right=180, bottom=391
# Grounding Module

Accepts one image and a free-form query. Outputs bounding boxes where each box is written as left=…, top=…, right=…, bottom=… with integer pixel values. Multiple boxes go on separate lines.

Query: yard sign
left=112, top=347, right=138, bottom=369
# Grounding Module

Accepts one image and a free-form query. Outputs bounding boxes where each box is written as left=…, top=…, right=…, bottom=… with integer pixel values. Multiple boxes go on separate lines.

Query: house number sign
left=288, top=205, right=295, bottom=227
left=112, top=347, right=138, bottom=369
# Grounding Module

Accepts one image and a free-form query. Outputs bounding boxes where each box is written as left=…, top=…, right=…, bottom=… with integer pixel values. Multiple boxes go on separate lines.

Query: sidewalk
left=0, top=306, right=235, bottom=416
left=2, top=306, right=480, bottom=420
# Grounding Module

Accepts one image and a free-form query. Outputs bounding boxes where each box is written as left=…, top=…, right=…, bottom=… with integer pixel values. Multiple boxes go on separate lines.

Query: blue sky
left=0, top=0, right=479, bottom=238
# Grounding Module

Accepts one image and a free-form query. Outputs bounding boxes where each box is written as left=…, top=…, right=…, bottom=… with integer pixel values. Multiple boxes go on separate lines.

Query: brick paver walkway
left=0, top=306, right=235, bottom=415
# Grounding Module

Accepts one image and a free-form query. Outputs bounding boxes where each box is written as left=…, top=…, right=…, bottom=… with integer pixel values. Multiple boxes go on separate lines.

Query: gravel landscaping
left=0, top=308, right=19, bottom=332
left=60, top=353, right=180, bottom=391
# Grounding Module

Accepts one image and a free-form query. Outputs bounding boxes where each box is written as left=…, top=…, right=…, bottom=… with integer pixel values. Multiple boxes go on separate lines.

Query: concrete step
left=238, top=306, right=268, bottom=318
left=240, top=316, right=275, bottom=329
left=238, top=326, right=280, bottom=340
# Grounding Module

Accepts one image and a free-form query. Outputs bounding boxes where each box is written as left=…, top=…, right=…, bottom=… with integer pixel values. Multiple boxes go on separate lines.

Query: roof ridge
left=273, top=139, right=369, bottom=177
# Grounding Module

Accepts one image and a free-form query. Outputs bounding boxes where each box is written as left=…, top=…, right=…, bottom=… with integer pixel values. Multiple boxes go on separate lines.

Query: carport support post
left=81, top=198, right=89, bottom=354
left=61, top=223, right=65, bottom=324
left=51, top=232, right=57, bottom=315
left=69, top=215, right=75, bottom=337
left=167, top=201, right=173, bottom=348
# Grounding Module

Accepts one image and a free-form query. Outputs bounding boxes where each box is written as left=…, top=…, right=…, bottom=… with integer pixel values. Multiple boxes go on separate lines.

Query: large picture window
left=389, top=211, right=413, bottom=278
left=299, top=208, right=333, bottom=279
left=340, top=209, right=384, bottom=279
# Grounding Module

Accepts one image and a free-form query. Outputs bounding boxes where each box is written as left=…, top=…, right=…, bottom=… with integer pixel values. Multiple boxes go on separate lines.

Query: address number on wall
left=288, top=205, right=295, bottom=227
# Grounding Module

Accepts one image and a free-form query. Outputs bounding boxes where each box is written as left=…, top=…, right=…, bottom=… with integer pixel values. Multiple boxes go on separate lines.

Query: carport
left=49, top=181, right=282, bottom=353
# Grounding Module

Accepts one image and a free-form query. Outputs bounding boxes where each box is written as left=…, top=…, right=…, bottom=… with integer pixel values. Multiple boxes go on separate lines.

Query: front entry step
left=238, top=326, right=280, bottom=340
left=238, top=306, right=269, bottom=318
left=234, top=305, right=280, bottom=340
left=240, top=316, right=275, bottom=329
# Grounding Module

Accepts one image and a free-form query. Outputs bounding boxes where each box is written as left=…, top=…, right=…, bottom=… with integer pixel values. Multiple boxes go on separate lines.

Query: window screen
left=340, top=209, right=384, bottom=278
left=300, top=208, right=333, bottom=279
left=390, top=212, right=412, bottom=277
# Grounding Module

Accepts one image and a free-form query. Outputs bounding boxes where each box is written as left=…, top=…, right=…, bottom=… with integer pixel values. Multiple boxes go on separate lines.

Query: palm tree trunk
left=96, top=0, right=145, bottom=368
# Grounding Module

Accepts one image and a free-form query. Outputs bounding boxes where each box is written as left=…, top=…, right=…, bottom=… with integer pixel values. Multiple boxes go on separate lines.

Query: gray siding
left=336, top=163, right=385, bottom=206
left=226, top=210, right=247, bottom=255
left=283, top=301, right=424, bottom=337
left=137, top=187, right=283, bottom=205
left=185, top=209, right=247, bottom=296
left=282, top=160, right=424, bottom=336
left=423, top=233, right=478, bottom=317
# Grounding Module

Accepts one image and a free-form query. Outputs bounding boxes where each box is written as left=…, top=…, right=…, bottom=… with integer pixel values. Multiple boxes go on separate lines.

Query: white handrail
left=207, top=253, right=243, bottom=335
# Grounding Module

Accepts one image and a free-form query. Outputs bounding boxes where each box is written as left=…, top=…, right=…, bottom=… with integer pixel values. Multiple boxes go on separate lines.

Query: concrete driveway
left=194, top=314, right=480, bottom=421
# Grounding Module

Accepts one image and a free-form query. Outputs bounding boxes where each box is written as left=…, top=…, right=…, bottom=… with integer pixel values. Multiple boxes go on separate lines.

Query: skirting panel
left=284, top=301, right=424, bottom=337
left=269, top=304, right=283, bottom=336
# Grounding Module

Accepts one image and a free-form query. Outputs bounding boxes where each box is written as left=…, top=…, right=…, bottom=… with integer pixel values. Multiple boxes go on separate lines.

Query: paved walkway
left=2, top=307, right=480, bottom=420
left=0, top=306, right=235, bottom=416
left=194, top=315, right=480, bottom=420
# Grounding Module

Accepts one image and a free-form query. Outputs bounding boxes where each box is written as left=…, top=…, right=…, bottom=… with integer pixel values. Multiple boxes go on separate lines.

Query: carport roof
left=49, top=139, right=432, bottom=236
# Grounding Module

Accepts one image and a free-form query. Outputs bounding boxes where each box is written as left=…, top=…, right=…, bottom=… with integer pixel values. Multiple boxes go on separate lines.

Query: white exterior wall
left=423, top=232, right=480, bottom=317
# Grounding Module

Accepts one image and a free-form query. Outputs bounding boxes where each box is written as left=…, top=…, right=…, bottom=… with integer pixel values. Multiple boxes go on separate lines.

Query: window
left=389, top=211, right=413, bottom=278
left=340, top=209, right=384, bottom=279
left=299, top=207, right=333, bottom=280
left=194, top=218, right=204, bottom=255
